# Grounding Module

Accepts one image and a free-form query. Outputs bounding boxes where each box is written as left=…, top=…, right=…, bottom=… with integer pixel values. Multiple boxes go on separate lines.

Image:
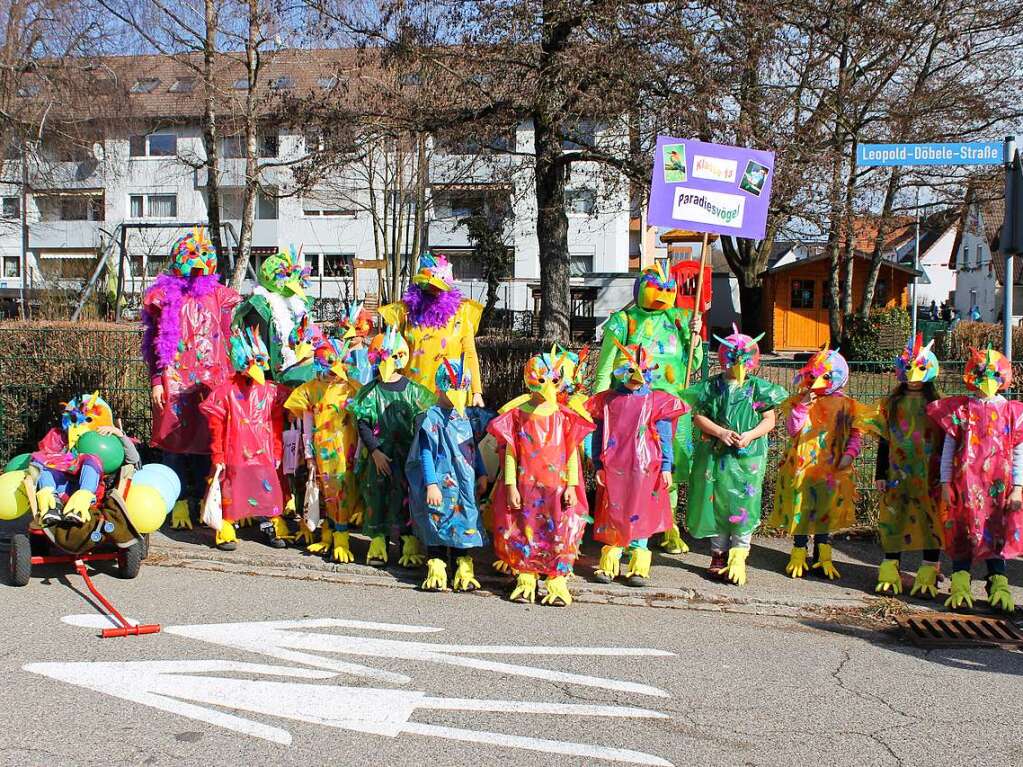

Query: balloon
left=124, top=484, right=169, bottom=534
left=75, top=432, right=125, bottom=474
left=0, top=470, right=31, bottom=521
left=3, top=453, right=31, bottom=472
left=131, top=466, right=181, bottom=513
left=143, top=463, right=180, bottom=486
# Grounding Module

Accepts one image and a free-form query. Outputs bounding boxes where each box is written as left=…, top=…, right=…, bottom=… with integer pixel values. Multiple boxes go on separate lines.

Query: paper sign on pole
left=648, top=136, right=775, bottom=240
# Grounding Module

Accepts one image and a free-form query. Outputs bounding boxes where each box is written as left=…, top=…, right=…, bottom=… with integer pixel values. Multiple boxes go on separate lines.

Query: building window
left=565, top=189, right=596, bottom=215
left=303, top=201, right=357, bottom=217
left=169, top=78, right=195, bottom=93
left=260, top=132, right=278, bottom=158
left=450, top=252, right=486, bottom=280
left=59, top=195, right=104, bottom=221
left=129, top=132, right=177, bottom=157
left=309, top=253, right=352, bottom=279
left=222, top=135, right=245, bottom=159
left=570, top=255, right=593, bottom=276
left=130, top=78, right=160, bottom=93
left=257, top=193, right=278, bottom=220
left=317, top=76, right=338, bottom=89
left=1, top=197, right=19, bottom=219
left=975, top=244, right=982, bottom=268
left=790, top=279, right=815, bottom=309
left=129, top=193, right=177, bottom=219
left=562, top=118, right=597, bottom=150
left=3, top=256, right=20, bottom=277
left=873, top=279, right=890, bottom=306
left=16, top=84, right=41, bottom=98
left=224, top=132, right=279, bottom=159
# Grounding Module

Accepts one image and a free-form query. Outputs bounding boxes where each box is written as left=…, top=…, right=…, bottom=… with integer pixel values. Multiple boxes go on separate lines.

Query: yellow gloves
left=659, top=524, right=689, bottom=555
left=331, top=531, right=355, bottom=563
left=421, top=558, right=448, bottom=591
left=944, top=570, right=973, bottom=610
left=541, top=576, right=573, bottom=606
left=34, top=487, right=57, bottom=524
left=510, top=572, right=537, bottom=603
left=452, top=556, right=480, bottom=592
left=594, top=545, right=623, bottom=582
left=626, top=547, right=652, bottom=580
left=875, top=559, right=902, bottom=595
left=398, top=535, right=426, bottom=568
left=306, top=522, right=332, bottom=553
left=492, top=560, right=513, bottom=575
left=63, top=489, right=95, bottom=525
left=811, top=543, right=840, bottom=580
left=170, top=499, right=192, bottom=530
left=988, top=574, right=1015, bottom=613
left=725, top=547, right=749, bottom=586
left=366, top=535, right=388, bottom=566
left=910, top=564, right=939, bottom=599
left=271, top=516, right=291, bottom=541
left=785, top=547, right=809, bottom=578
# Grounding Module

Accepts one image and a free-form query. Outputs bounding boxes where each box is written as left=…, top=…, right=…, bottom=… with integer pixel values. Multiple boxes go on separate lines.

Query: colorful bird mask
left=368, top=325, right=410, bottom=381
left=230, top=326, right=271, bottom=385
left=523, top=348, right=571, bottom=405
left=435, top=356, right=472, bottom=416
left=894, top=333, right=938, bottom=384
left=169, top=227, right=217, bottom=277
left=339, top=300, right=374, bottom=340
left=714, top=324, right=764, bottom=386
left=287, top=314, right=319, bottom=365
left=411, top=252, right=454, bottom=294
left=964, top=346, right=1011, bottom=398
left=311, top=337, right=351, bottom=381
left=794, top=347, right=849, bottom=396
left=634, top=264, right=678, bottom=311
left=611, top=338, right=657, bottom=389
left=259, top=245, right=310, bottom=300
left=61, top=392, right=114, bottom=450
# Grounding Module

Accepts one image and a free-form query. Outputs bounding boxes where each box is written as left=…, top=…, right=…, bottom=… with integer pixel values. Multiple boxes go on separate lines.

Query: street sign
left=648, top=136, right=775, bottom=240
left=857, top=141, right=1004, bottom=167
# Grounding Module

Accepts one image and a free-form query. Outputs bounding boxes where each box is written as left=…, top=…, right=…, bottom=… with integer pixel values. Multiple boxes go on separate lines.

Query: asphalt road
left=2, top=560, right=1022, bottom=767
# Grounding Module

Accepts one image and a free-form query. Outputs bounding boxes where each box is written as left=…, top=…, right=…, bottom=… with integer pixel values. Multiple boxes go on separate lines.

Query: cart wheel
left=117, top=541, right=143, bottom=580
left=9, top=533, right=31, bottom=587
left=29, top=534, right=50, bottom=557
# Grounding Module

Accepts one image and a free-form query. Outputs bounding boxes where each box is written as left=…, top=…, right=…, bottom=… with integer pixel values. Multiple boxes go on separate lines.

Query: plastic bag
left=282, top=426, right=301, bottom=475
left=202, top=465, right=223, bottom=531
left=303, top=472, right=320, bottom=532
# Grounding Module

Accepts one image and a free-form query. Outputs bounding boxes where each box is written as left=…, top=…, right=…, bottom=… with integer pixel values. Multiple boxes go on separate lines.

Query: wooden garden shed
left=760, top=253, right=919, bottom=352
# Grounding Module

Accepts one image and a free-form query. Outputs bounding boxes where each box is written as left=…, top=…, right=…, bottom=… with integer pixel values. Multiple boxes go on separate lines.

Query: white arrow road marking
left=165, top=618, right=674, bottom=698
left=24, top=660, right=673, bottom=766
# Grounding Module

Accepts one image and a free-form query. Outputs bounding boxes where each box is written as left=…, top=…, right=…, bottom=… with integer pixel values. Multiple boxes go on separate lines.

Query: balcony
left=428, top=153, right=513, bottom=186
left=196, top=161, right=289, bottom=189
left=28, top=220, right=104, bottom=250
left=29, top=159, right=104, bottom=189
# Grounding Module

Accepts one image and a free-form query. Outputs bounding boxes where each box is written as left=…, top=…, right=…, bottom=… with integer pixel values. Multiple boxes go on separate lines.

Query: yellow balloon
left=124, top=484, right=169, bottom=534
left=0, top=470, right=31, bottom=521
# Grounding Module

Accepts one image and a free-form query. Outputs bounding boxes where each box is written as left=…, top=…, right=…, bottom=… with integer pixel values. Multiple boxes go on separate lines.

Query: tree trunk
left=737, top=282, right=764, bottom=338
left=230, top=0, right=260, bottom=290
left=859, top=168, right=902, bottom=317
left=534, top=112, right=570, bottom=342
left=201, top=0, right=224, bottom=265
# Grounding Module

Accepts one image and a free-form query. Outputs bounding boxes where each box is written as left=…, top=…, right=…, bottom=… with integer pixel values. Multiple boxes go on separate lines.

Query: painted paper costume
left=141, top=228, right=239, bottom=454
left=685, top=375, right=787, bottom=539
left=378, top=253, right=483, bottom=397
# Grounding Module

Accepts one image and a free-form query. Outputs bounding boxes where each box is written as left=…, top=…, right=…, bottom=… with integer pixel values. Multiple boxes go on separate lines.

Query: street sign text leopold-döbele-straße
left=857, top=141, right=1004, bottom=167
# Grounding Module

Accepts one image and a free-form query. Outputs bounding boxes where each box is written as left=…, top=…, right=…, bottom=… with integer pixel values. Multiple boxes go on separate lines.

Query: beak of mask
left=978, top=377, right=1000, bottom=398
left=247, top=364, right=265, bottom=386
left=446, top=389, right=468, bottom=416
left=284, top=279, right=307, bottom=301
left=729, top=363, right=746, bottom=385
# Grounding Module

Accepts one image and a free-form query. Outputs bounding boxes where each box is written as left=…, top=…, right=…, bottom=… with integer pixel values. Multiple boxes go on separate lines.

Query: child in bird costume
left=594, top=264, right=702, bottom=555
left=233, top=245, right=316, bottom=380
left=348, top=326, right=437, bottom=567
left=586, top=340, right=688, bottom=587
left=200, top=326, right=289, bottom=550
left=406, top=357, right=490, bottom=592
left=684, top=327, right=787, bottom=586
left=770, top=348, right=876, bottom=579
left=337, top=300, right=375, bottom=386
left=284, top=336, right=364, bottom=563
left=488, top=351, right=595, bottom=606
left=927, top=348, right=1023, bottom=613
left=379, top=252, right=485, bottom=405
left=873, top=335, right=945, bottom=598
left=142, top=228, right=239, bottom=529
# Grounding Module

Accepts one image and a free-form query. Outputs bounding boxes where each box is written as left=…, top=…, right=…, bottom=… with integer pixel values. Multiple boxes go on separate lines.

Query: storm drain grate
left=897, top=613, right=1023, bottom=649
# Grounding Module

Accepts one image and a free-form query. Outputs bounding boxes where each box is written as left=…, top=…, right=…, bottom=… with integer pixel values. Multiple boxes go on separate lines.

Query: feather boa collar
left=254, top=285, right=307, bottom=370
left=142, top=273, right=221, bottom=371
left=402, top=283, right=463, bottom=329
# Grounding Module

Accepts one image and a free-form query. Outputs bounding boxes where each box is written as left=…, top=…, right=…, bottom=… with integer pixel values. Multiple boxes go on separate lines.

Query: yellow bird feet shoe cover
left=34, top=486, right=59, bottom=527
left=987, top=574, right=1015, bottom=614
left=331, top=531, right=356, bottom=563
left=541, top=576, right=573, bottom=606
left=875, top=559, right=902, bottom=595
left=492, top=559, right=514, bottom=575
left=811, top=543, right=840, bottom=580
left=659, top=524, right=689, bottom=555
left=785, top=546, right=810, bottom=578
left=725, top=547, right=749, bottom=586
left=398, top=535, right=426, bottom=568
left=510, top=572, right=537, bottom=603
left=944, top=570, right=973, bottom=610
left=452, top=556, right=481, bottom=592
left=421, top=558, right=448, bottom=591
left=910, top=564, right=940, bottom=599
left=625, top=547, right=652, bottom=587
left=306, top=522, right=332, bottom=554
left=215, top=521, right=237, bottom=550
left=170, top=499, right=193, bottom=530
left=593, top=545, right=623, bottom=583
left=366, top=535, right=388, bottom=566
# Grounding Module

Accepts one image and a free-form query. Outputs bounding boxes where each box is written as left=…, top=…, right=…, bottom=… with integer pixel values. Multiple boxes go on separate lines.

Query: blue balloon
left=145, top=463, right=181, bottom=487
left=132, top=465, right=181, bottom=512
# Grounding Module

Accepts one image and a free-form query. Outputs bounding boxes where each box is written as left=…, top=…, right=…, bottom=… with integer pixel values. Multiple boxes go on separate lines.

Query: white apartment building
left=0, top=52, right=639, bottom=331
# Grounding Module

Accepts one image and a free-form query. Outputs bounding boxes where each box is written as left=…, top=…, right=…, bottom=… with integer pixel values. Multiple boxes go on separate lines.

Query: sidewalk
left=147, top=525, right=1023, bottom=619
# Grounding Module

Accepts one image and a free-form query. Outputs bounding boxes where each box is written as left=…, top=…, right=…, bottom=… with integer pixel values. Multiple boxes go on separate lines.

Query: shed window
left=790, top=279, right=815, bottom=309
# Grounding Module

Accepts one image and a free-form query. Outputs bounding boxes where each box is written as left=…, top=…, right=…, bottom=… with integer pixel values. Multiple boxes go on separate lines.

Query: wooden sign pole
left=683, top=231, right=710, bottom=388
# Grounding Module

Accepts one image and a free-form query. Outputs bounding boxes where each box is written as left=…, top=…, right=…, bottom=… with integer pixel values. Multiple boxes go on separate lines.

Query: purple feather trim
left=143, top=273, right=221, bottom=372
left=402, top=283, right=463, bottom=329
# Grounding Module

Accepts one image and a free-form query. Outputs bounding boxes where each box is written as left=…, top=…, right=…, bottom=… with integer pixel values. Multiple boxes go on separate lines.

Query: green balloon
left=76, top=431, right=126, bottom=474
left=3, top=453, right=31, bottom=472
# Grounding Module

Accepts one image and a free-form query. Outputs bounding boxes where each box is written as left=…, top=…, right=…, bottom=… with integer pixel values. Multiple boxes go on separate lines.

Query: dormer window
left=130, top=78, right=160, bottom=94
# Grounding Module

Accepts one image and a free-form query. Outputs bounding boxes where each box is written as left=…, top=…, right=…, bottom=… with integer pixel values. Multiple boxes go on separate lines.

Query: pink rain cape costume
left=141, top=228, right=239, bottom=454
